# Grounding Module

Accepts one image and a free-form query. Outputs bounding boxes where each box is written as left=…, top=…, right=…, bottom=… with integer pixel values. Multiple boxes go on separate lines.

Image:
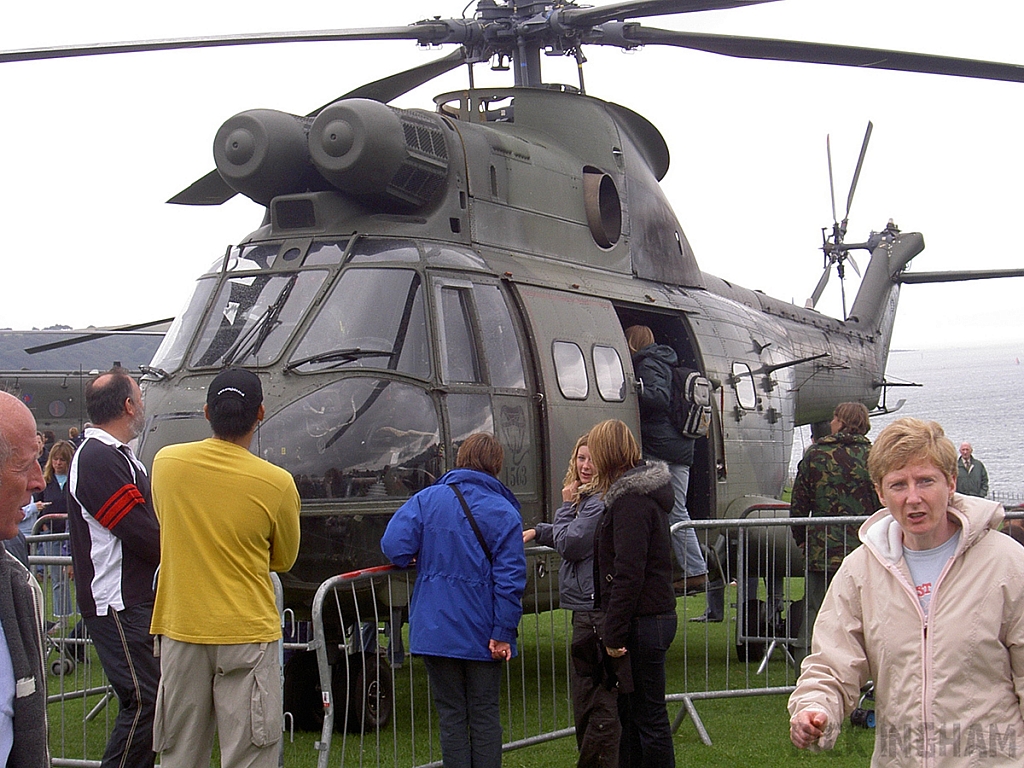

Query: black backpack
left=669, top=366, right=713, bottom=439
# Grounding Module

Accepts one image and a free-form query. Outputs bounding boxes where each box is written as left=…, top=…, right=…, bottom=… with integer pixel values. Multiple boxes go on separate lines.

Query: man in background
left=150, top=368, right=300, bottom=768
left=68, top=368, right=160, bottom=768
left=956, top=442, right=989, bottom=498
left=0, top=391, right=50, bottom=767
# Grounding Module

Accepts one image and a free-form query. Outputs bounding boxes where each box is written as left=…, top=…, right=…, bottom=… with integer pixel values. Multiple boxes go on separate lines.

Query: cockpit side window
left=437, top=286, right=483, bottom=384
left=472, top=284, right=526, bottom=390
left=150, top=277, right=217, bottom=373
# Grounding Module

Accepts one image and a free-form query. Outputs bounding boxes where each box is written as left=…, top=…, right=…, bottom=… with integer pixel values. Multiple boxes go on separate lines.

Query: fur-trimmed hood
left=604, top=460, right=673, bottom=513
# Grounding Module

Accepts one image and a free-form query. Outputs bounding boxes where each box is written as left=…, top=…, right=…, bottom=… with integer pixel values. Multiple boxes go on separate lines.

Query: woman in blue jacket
left=381, top=433, right=526, bottom=768
left=523, top=434, right=616, bottom=768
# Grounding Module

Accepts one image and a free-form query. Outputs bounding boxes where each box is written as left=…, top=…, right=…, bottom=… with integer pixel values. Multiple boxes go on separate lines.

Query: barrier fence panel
left=27, top=521, right=117, bottom=768
left=44, top=508, right=1024, bottom=765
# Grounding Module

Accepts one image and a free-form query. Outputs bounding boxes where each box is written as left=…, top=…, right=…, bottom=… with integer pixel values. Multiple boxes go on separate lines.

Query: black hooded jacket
left=595, top=461, right=676, bottom=648
left=632, top=343, right=695, bottom=465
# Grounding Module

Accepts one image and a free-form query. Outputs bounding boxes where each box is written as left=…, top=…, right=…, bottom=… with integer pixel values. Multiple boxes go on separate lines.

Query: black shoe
left=673, top=574, right=708, bottom=597
left=689, top=612, right=723, bottom=623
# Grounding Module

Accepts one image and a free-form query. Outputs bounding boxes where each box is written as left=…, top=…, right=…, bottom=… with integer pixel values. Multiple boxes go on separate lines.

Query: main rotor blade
left=826, top=135, right=837, bottom=224
left=168, top=48, right=469, bottom=206
left=316, top=47, right=468, bottom=108
left=559, top=0, right=777, bottom=27
left=845, top=121, right=873, bottom=218
left=0, top=24, right=454, bottom=64
left=167, top=170, right=235, bottom=206
left=621, top=27, right=1024, bottom=83
left=25, top=318, right=174, bottom=354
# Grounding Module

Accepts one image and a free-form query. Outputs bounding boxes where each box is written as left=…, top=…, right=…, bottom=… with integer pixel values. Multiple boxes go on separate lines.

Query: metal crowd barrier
left=39, top=507, right=1024, bottom=765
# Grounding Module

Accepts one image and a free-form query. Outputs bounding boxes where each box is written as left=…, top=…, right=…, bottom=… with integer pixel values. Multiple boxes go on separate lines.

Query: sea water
left=790, top=343, right=1024, bottom=499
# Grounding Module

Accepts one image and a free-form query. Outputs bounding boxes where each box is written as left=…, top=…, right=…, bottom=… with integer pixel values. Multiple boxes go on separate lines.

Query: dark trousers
left=423, top=655, right=503, bottom=768
left=793, top=569, right=832, bottom=668
left=571, top=611, right=621, bottom=768
left=85, top=603, right=159, bottom=768
left=619, top=612, right=677, bottom=768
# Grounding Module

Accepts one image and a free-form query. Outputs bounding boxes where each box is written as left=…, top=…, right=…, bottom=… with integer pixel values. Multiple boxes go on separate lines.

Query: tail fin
left=846, top=226, right=925, bottom=367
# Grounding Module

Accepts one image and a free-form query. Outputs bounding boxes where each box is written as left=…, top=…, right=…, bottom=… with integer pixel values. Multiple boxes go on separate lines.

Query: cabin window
left=732, top=362, right=757, bottom=410
left=473, top=284, right=526, bottom=390
left=259, top=377, right=442, bottom=501
left=437, top=286, right=483, bottom=384
left=288, top=268, right=430, bottom=377
left=593, top=345, right=626, bottom=401
left=149, top=277, right=217, bottom=373
left=552, top=341, right=588, bottom=400
left=190, top=270, right=328, bottom=368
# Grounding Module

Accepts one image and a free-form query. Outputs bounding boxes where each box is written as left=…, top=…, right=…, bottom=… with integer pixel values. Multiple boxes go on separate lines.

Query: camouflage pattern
left=791, top=432, right=876, bottom=574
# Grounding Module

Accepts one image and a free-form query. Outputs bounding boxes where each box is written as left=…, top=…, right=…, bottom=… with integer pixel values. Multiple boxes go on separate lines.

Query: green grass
left=48, top=586, right=875, bottom=766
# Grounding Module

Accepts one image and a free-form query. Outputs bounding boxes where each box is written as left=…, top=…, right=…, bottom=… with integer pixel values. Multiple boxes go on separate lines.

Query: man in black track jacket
left=68, top=368, right=160, bottom=768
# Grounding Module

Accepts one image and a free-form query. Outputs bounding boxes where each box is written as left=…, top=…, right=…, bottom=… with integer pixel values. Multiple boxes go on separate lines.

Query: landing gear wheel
left=346, top=653, right=393, bottom=732
left=50, top=657, right=75, bottom=677
left=735, top=599, right=767, bottom=663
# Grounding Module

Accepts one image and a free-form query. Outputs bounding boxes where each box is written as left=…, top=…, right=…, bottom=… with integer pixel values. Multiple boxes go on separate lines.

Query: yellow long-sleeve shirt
left=150, top=438, right=300, bottom=644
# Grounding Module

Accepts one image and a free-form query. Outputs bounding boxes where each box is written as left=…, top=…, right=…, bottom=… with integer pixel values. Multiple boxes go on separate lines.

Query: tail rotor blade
left=847, top=252, right=861, bottom=277
left=806, top=264, right=832, bottom=308
left=845, top=120, right=873, bottom=218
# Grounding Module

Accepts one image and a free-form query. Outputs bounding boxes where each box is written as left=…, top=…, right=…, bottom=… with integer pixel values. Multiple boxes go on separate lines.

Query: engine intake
left=213, top=109, right=331, bottom=207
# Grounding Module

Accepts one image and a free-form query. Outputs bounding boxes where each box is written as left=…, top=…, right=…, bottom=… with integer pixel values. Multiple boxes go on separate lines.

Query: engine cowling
left=308, top=98, right=449, bottom=211
left=213, top=100, right=450, bottom=212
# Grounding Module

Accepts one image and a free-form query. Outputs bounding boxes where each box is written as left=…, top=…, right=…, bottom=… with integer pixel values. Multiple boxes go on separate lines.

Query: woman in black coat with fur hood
left=590, top=419, right=677, bottom=768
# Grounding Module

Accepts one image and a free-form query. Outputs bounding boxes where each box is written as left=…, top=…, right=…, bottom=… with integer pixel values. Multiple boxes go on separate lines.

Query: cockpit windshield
left=190, top=270, right=327, bottom=368
left=287, top=268, right=430, bottom=377
left=259, top=377, right=442, bottom=501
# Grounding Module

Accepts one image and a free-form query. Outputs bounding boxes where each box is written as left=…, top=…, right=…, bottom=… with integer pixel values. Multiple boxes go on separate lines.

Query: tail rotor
left=807, top=121, right=872, bottom=317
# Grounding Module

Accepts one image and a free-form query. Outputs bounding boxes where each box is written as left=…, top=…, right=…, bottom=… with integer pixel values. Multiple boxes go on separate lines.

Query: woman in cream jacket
left=789, top=418, right=1024, bottom=767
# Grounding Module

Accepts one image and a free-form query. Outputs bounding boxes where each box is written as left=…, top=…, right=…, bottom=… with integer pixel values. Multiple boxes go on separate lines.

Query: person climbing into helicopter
left=625, top=325, right=708, bottom=597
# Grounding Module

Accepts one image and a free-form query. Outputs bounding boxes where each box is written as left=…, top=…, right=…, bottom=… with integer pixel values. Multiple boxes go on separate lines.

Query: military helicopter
left=6, top=0, right=1024, bottom=715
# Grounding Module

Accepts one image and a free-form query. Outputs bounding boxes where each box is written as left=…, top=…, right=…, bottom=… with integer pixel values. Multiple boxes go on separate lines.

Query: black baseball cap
left=207, top=368, right=263, bottom=409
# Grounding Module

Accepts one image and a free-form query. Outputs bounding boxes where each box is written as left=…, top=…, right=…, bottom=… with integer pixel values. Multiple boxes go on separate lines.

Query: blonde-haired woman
left=524, top=434, right=616, bottom=767
left=589, top=419, right=677, bottom=768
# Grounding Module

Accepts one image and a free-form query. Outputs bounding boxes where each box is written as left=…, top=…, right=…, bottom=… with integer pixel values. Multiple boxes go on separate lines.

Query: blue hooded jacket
left=381, top=468, right=526, bottom=661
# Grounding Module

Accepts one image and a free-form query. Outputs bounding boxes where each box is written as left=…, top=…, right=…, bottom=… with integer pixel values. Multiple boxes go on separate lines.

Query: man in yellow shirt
left=150, top=368, right=300, bottom=768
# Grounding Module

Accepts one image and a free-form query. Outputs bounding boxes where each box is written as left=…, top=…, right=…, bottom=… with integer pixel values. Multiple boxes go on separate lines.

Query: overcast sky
left=2, top=0, right=1022, bottom=351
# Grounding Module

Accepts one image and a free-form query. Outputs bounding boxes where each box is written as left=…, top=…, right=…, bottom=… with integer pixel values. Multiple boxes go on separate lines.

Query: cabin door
left=512, top=285, right=638, bottom=513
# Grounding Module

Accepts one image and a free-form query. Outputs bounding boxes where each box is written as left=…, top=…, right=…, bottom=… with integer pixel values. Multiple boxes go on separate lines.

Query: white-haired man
left=0, top=390, right=49, bottom=767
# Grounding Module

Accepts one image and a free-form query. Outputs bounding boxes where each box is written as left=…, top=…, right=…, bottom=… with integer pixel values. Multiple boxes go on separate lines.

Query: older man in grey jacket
left=0, top=390, right=50, bottom=768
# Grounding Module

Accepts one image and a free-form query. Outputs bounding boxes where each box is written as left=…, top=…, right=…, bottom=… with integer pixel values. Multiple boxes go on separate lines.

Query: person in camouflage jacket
left=790, top=402, right=877, bottom=667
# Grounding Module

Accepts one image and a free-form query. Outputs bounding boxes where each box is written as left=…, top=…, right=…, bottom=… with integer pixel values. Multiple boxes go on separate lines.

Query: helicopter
left=5, top=0, right=1024, bottom=719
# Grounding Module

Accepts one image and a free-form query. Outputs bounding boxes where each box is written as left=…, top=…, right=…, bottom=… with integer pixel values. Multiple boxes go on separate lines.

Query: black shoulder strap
left=449, top=484, right=493, bottom=564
